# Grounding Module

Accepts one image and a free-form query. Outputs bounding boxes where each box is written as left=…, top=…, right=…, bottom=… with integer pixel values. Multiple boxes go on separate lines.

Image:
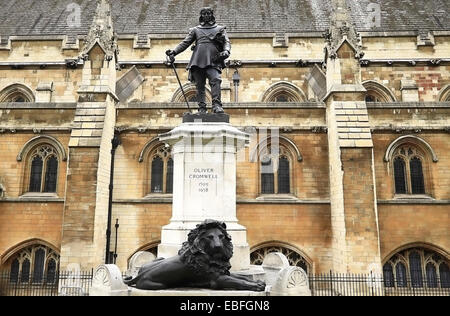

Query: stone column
left=157, top=116, right=251, bottom=271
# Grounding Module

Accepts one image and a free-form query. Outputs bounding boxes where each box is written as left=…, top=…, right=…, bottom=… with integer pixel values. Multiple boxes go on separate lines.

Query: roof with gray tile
left=0, top=0, right=97, bottom=38
left=110, top=0, right=333, bottom=34
left=347, top=0, right=449, bottom=32
left=0, top=0, right=448, bottom=38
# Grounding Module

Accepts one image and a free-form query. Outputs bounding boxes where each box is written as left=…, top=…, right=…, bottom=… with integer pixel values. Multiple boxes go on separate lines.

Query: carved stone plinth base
left=90, top=252, right=311, bottom=296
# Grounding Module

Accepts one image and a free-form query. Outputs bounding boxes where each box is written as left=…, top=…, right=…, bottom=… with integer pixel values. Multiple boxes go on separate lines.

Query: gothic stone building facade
left=0, top=0, right=449, bottom=289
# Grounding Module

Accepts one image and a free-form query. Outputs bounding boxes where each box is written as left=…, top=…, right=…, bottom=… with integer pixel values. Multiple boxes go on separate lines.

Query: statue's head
left=199, top=7, right=216, bottom=26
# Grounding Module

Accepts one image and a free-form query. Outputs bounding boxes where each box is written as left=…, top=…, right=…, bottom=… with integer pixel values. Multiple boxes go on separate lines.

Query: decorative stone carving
left=261, top=252, right=311, bottom=296
left=91, top=264, right=128, bottom=296
left=80, top=0, right=119, bottom=67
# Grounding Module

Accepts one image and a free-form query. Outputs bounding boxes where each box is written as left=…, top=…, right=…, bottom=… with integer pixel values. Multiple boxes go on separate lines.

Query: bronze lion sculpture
left=123, top=219, right=266, bottom=291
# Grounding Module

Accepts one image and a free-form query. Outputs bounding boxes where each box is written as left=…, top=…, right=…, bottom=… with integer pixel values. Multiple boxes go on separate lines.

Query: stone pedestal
left=157, top=115, right=251, bottom=271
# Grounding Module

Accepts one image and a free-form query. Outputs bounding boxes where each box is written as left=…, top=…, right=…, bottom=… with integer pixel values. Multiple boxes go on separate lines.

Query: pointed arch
left=362, top=80, right=397, bottom=102
left=382, top=242, right=449, bottom=289
left=384, top=135, right=438, bottom=163
left=250, top=241, right=313, bottom=273
left=437, top=84, right=450, bottom=102
left=250, top=135, right=302, bottom=163
left=139, top=137, right=173, bottom=195
left=17, top=135, right=67, bottom=162
left=261, top=81, right=307, bottom=102
left=0, top=83, right=35, bottom=102
left=171, top=83, right=211, bottom=103
left=138, top=137, right=161, bottom=163
left=1, top=238, right=60, bottom=265
left=383, top=242, right=449, bottom=264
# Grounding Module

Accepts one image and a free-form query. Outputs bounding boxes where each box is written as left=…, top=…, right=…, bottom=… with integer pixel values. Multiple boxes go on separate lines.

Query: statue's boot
left=212, top=100, right=224, bottom=114
left=198, top=102, right=208, bottom=114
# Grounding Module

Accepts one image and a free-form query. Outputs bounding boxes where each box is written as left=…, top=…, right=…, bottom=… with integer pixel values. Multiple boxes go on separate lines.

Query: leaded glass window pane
left=46, top=259, right=57, bottom=284
left=383, top=263, right=394, bottom=287
left=396, top=262, right=407, bottom=287
left=394, top=157, right=406, bottom=194
left=426, top=263, right=437, bottom=288
left=166, top=158, right=173, bottom=194
left=409, top=251, right=423, bottom=288
left=10, top=259, right=19, bottom=283
left=29, top=156, right=43, bottom=192
left=261, top=159, right=274, bottom=194
left=277, top=157, right=290, bottom=194
left=21, top=259, right=30, bottom=283
left=440, top=263, right=450, bottom=288
left=32, top=248, right=45, bottom=283
left=151, top=156, right=164, bottom=193
left=43, top=156, right=58, bottom=192
left=410, top=157, right=425, bottom=194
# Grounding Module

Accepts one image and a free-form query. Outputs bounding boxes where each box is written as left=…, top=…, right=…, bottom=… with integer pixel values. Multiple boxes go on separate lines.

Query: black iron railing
left=308, top=271, right=450, bottom=296
left=0, top=270, right=93, bottom=296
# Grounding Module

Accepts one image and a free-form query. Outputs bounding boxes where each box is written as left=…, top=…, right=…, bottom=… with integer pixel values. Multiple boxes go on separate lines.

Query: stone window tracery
left=261, top=81, right=306, bottom=103
left=383, top=247, right=450, bottom=289
left=27, top=145, right=59, bottom=193
left=362, top=80, right=397, bottom=102
left=149, top=145, right=173, bottom=194
left=8, top=245, right=60, bottom=284
left=250, top=244, right=311, bottom=274
left=0, top=84, right=35, bottom=102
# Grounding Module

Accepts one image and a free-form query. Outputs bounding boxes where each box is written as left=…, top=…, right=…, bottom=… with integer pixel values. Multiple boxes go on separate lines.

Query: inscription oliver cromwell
left=187, top=167, right=219, bottom=196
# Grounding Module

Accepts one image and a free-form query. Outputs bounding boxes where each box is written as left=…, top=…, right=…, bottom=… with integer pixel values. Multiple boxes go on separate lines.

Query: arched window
left=261, top=81, right=307, bottom=102
left=149, top=145, right=173, bottom=194
left=392, top=145, right=427, bottom=195
left=253, top=136, right=302, bottom=197
left=362, top=80, right=397, bottom=102
left=26, top=145, right=59, bottom=193
left=0, top=84, right=35, bottom=102
left=383, top=247, right=450, bottom=289
left=250, top=243, right=312, bottom=274
left=171, top=83, right=212, bottom=104
left=5, top=244, right=60, bottom=284
left=260, top=149, right=292, bottom=195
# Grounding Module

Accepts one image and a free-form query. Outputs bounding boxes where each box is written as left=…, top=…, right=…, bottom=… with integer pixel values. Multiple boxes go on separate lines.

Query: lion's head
left=178, top=219, right=233, bottom=276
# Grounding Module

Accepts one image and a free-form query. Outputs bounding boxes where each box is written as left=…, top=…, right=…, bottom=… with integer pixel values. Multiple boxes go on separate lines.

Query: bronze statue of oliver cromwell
left=166, top=7, right=231, bottom=114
